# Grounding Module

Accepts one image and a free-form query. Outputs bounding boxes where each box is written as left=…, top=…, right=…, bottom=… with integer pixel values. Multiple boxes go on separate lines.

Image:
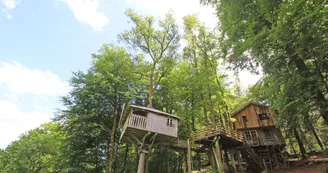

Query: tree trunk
left=148, top=73, right=154, bottom=107
left=108, top=112, right=117, bottom=173
left=191, top=93, right=196, bottom=131
left=123, top=145, right=129, bottom=172
left=138, top=152, right=146, bottom=173
left=307, top=121, right=325, bottom=150
left=196, top=152, right=201, bottom=170
left=294, top=128, right=306, bottom=159
left=299, top=128, right=312, bottom=151
left=286, top=131, right=297, bottom=154
left=288, top=49, right=328, bottom=125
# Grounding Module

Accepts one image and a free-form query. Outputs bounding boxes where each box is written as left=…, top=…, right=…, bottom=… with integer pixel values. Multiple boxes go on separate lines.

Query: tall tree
left=201, top=0, right=328, bottom=124
left=119, top=9, right=180, bottom=107
left=0, top=122, right=65, bottom=173
left=57, top=44, right=139, bottom=173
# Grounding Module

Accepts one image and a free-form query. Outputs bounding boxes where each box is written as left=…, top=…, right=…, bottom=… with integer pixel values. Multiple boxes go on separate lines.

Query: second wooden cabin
left=231, top=102, right=285, bottom=146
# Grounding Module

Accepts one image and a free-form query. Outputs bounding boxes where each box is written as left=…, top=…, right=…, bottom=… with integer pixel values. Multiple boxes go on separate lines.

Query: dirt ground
left=273, top=163, right=328, bottom=173
left=273, top=155, right=328, bottom=173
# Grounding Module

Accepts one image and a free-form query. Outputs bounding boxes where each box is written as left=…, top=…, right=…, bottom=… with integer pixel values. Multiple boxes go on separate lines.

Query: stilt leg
left=138, top=151, right=146, bottom=173
left=228, top=149, right=237, bottom=172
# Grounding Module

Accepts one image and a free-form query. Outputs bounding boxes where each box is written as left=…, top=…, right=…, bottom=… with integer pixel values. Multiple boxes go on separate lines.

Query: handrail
left=192, top=123, right=244, bottom=142
left=127, top=114, right=147, bottom=130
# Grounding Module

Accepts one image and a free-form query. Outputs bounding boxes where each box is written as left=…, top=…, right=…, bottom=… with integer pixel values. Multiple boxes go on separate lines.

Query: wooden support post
left=214, top=137, right=224, bottom=173
left=211, top=147, right=220, bottom=173
left=262, top=159, right=268, bottom=173
left=223, top=149, right=230, bottom=172
left=138, top=151, right=147, bottom=173
left=187, top=139, right=192, bottom=173
left=236, top=150, right=242, bottom=173
left=228, top=149, right=237, bottom=172
left=208, top=150, right=215, bottom=170
left=183, top=151, right=187, bottom=173
left=272, top=146, right=279, bottom=169
left=145, top=153, right=149, bottom=173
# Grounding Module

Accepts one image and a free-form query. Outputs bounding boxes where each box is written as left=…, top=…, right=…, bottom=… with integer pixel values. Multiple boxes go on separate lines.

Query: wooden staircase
left=239, top=147, right=264, bottom=173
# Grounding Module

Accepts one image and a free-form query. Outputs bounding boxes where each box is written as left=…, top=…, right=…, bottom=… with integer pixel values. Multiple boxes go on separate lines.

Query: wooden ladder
left=239, top=147, right=264, bottom=173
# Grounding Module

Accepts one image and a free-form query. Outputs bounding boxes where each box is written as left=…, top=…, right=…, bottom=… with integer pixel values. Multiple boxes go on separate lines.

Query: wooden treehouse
left=119, top=105, right=180, bottom=173
left=119, top=103, right=288, bottom=173
left=230, top=102, right=289, bottom=172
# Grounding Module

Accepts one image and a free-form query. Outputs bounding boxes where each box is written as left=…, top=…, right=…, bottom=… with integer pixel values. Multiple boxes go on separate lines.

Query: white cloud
left=0, top=61, right=68, bottom=148
left=1, top=0, right=19, bottom=10
left=0, top=61, right=70, bottom=97
left=6, top=13, right=11, bottom=19
left=0, top=100, right=51, bottom=148
left=126, top=0, right=217, bottom=29
left=62, top=0, right=109, bottom=31
left=239, top=70, right=262, bottom=88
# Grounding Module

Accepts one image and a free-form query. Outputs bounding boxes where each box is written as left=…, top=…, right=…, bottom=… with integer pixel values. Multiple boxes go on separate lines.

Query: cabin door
left=244, top=130, right=259, bottom=146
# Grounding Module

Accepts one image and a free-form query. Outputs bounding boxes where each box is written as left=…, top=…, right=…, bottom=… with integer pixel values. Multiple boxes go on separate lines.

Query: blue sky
left=0, top=0, right=261, bottom=148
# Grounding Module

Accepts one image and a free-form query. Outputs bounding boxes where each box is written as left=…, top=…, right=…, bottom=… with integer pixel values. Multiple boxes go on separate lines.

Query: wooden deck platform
left=161, top=139, right=207, bottom=152
left=192, top=123, right=244, bottom=148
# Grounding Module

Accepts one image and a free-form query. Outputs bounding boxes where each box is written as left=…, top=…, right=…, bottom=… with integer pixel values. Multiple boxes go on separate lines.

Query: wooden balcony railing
left=192, top=124, right=244, bottom=142
left=127, top=114, right=147, bottom=130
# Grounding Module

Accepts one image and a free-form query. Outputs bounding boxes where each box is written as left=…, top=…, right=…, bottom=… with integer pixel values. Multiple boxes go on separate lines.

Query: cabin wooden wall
left=146, top=113, right=178, bottom=137
left=233, top=104, right=277, bottom=129
left=256, top=128, right=285, bottom=146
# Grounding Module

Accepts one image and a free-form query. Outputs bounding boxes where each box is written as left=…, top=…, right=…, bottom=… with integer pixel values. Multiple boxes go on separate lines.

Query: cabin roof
left=231, top=102, right=269, bottom=118
left=129, top=105, right=180, bottom=120
left=119, top=104, right=180, bottom=127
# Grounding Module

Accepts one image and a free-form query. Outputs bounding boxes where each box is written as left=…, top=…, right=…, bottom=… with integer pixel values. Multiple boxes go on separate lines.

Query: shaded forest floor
left=273, top=155, right=328, bottom=173
left=273, top=163, right=328, bottom=173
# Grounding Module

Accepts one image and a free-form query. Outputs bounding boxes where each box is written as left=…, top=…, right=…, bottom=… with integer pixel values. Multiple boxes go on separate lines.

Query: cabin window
left=244, top=131, right=252, bottom=140
left=166, top=118, right=174, bottom=127
left=263, top=129, right=274, bottom=140
left=258, top=113, right=269, bottom=120
left=242, top=116, right=248, bottom=128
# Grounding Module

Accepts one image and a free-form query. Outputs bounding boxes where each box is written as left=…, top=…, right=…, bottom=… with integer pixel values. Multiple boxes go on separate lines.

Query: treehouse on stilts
left=119, top=105, right=180, bottom=173
left=119, top=102, right=288, bottom=173
left=230, top=102, right=289, bottom=173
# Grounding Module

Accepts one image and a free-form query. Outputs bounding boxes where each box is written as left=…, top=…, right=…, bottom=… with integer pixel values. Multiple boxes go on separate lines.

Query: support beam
left=228, top=149, right=237, bottom=172
left=208, top=150, right=215, bottom=169
left=214, top=137, right=224, bottom=173
left=183, top=151, right=187, bottom=173
left=129, top=133, right=142, bottom=145
left=187, top=139, right=192, bottom=173
left=224, top=149, right=230, bottom=172
left=138, top=151, right=146, bottom=173
left=145, top=133, right=157, bottom=173
left=212, top=147, right=220, bottom=172
left=236, top=150, right=242, bottom=172
left=136, top=132, right=151, bottom=173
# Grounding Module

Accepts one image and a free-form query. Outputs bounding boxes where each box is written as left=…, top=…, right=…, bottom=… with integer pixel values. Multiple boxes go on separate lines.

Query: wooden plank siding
left=231, top=103, right=285, bottom=147
left=146, top=113, right=178, bottom=138
left=122, top=113, right=178, bottom=138
left=232, top=103, right=276, bottom=129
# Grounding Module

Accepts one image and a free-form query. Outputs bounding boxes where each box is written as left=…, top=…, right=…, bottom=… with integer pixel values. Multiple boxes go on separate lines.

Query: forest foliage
left=1, top=0, right=328, bottom=172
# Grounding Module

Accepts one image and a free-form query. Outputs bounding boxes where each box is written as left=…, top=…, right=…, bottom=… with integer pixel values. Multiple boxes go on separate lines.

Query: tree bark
left=108, top=112, right=117, bottom=173
left=307, top=121, right=325, bottom=150
left=294, top=128, right=306, bottom=159
left=299, top=127, right=312, bottom=151
left=123, top=145, right=129, bottom=172
left=286, top=131, right=297, bottom=154
left=138, top=152, right=146, bottom=173
left=148, top=73, right=154, bottom=107
left=288, top=48, right=328, bottom=125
